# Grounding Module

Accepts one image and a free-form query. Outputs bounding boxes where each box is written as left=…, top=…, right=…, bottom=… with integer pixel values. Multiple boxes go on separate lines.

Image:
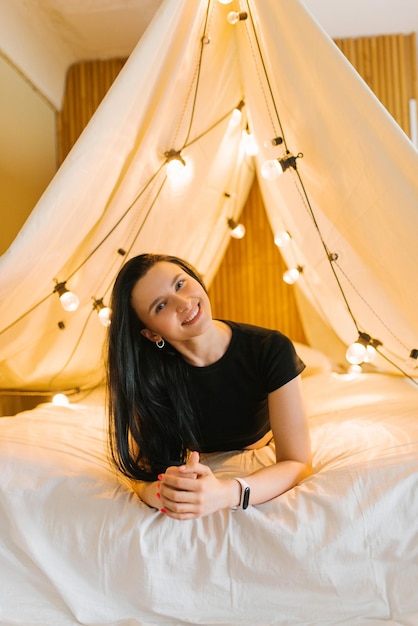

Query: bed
left=1, top=345, right=417, bottom=626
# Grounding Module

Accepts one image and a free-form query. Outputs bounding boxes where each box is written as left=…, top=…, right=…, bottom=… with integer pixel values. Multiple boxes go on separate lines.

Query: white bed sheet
left=0, top=371, right=417, bottom=626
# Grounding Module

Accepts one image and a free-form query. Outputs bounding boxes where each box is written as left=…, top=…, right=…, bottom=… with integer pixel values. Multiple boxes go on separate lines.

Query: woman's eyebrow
left=147, top=274, right=183, bottom=313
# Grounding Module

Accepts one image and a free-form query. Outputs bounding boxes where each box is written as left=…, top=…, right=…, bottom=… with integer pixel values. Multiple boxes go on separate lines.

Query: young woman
left=107, top=253, right=311, bottom=520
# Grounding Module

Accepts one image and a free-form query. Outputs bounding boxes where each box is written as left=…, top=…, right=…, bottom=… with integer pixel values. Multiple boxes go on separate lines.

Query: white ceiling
left=26, top=0, right=164, bottom=62
left=1, top=0, right=417, bottom=109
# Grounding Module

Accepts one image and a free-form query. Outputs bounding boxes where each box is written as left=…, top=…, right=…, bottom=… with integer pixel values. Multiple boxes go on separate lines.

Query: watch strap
left=233, top=477, right=251, bottom=510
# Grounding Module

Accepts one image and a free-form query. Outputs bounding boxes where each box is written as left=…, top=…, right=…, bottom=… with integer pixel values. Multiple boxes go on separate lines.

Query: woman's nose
left=175, top=295, right=190, bottom=312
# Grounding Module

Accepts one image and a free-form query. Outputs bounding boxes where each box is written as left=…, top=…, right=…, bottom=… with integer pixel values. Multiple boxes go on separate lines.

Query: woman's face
left=130, top=261, right=212, bottom=345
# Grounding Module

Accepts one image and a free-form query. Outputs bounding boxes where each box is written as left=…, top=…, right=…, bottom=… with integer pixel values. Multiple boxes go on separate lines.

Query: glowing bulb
left=166, top=157, right=186, bottom=180
left=261, top=159, right=283, bottom=181
left=60, top=291, right=79, bottom=311
left=230, top=108, right=243, bottom=128
left=227, top=11, right=248, bottom=24
left=363, top=345, right=377, bottom=363
left=93, top=298, right=112, bottom=327
left=227, top=218, right=246, bottom=239
left=283, top=267, right=301, bottom=284
left=263, top=136, right=283, bottom=149
left=261, top=154, right=300, bottom=180
left=345, top=333, right=372, bottom=365
left=52, top=393, right=70, bottom=407
left=274, top=230, right=291, bottom=248
left=346, top=342, right=367, bottom=365
left=54, top=282, right=80, bottom=312
left=231, top=224, right=246, bottom=239
left=98, top=307, right=111, bottom=327
left=242, top=130, right=258, bottom=156
left=218, top=0, right=233, bottom=4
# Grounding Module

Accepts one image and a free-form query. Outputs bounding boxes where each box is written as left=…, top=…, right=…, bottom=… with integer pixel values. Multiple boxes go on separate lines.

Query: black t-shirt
left=186, top=321, right=305, bottom=452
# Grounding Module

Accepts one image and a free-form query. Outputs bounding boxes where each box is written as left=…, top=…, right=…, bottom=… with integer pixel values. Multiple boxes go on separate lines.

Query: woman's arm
left=243, top=374, right=312, bottom=504
left=157, top=375, right=312, bottom=519
left=130, top=479, right=162, bottom=510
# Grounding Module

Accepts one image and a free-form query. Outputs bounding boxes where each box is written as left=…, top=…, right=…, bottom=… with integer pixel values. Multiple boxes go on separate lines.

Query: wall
left=0, top=55, right=56, bottom=255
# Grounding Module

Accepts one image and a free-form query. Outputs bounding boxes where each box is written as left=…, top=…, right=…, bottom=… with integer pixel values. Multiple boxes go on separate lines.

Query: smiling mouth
left=182, top=304, right=200, bottom=325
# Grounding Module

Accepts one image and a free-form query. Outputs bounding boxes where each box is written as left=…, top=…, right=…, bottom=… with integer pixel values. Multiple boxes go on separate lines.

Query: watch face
left=242, top=486, right=250, bottom=509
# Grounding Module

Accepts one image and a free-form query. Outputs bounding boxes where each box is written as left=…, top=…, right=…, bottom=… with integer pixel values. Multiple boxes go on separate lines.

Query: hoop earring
left=156, top=339, right=165, bottom=349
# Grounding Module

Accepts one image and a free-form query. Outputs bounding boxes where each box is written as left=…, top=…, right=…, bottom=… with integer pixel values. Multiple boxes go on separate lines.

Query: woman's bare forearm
left=241, top=459, right=312, bottom=506
left=131, top=479, right=160, bottom=509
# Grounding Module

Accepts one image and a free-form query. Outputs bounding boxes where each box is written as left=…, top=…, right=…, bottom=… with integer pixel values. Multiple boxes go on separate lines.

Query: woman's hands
left=157, top=451, right=240, bottom=520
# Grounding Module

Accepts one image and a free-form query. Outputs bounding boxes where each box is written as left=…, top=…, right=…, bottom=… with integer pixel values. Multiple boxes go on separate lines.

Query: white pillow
left=293, top=342, right=333, bottom=377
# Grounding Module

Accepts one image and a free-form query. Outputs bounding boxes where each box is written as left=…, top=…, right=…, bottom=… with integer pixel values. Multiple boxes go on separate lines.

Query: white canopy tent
left=0, top=0, right=417, bottom=392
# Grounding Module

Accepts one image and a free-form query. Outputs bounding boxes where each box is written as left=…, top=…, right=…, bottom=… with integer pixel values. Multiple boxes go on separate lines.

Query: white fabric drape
left=0, top=0, right=417, bottom=390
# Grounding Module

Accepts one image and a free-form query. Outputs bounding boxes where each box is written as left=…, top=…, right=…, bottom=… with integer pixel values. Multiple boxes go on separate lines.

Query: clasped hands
left=157, top=451, right=238, bottom=520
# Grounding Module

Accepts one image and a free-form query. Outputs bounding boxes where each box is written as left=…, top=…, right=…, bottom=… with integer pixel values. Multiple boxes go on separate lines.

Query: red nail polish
left=160, top=508, right=166, bottom=514
left=157, top=482, right=161, bottom=489
left=156, top=492, right=161, bottom=499
left=158, top=474, right=163, bottom=481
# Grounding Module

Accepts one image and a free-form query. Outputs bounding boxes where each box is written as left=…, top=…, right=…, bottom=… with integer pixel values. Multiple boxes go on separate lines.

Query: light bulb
left=52, top=393, right=70, bottom=407
left=60, top=291, right=79, bottom=311
left=230, top=224, right=246, bottom=239
left=263, top=136, right=283, bottom=149
left=227, top=11, right=248, bottom=24
left=166, top=157, right=186, bottom=180
left=54, top=282, right=80, bottom=311
left=98, top=307, right=111, bottom=327
left=283, top=267, right=301, bottom=284
left=345, top=332, right=372, bottom=365
left=164, top=149, right=187, bottom=181
left=346, top=342, right=367, bottom=365
left=227, top=218, right=246, bottom=239
left=93, top=298, right=112, bottom=327
left=274, top=230, right=291, bottom=248
left=261, top=159, right=283, bottom=181
left=261, top=153, right=300, bottom=180
left=230, top=108, right=243, bottom=128
left=364, top=345, right=377, bottom=363
left=218, top=0, right=233, bottom=4
left=242, top=130, right=258, bottom=156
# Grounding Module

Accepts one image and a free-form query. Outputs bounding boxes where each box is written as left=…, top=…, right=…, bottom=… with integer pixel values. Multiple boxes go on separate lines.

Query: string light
left=274, top=230, right=291, bottom=248
left=92, top=298, right=111, bottom=327
left=283, top=265, right=303, bottom=285
left=229, top=100, right=245, bottom=128
left=227, top=218, right=246, bottom=239
left=345, top=333, right=382, bottom=366
left=263, top=136, right=283, bottom=149
left=164, top=149, right=187, bottom=180
left=52, top=393, right=70, bottom=407
left=261, top=152, right=302, bottom=181
left=227, top=11, right=248, bottom=25
left=242, top=128, right=258, bottom=156
left=54, top=281, right=80, bottom=312
left=217, top=0, right=233, bottom=4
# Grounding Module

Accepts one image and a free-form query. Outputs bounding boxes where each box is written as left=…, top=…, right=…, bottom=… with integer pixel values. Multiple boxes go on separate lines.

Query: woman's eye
left=155, top=302, right=166, bottom=313
left=175, top=279, right=185, bottom=290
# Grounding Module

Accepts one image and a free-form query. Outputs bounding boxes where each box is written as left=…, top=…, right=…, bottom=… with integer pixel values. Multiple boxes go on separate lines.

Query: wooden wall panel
left=208, top=179, right=307, bottom=343
left=57, top=59, right=126, bottom=165
left=334, top=33, right=417, bottom=136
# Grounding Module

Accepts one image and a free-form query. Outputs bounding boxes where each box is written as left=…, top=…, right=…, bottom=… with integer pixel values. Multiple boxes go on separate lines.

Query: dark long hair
left=107, top=253, right=205, bottom=482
